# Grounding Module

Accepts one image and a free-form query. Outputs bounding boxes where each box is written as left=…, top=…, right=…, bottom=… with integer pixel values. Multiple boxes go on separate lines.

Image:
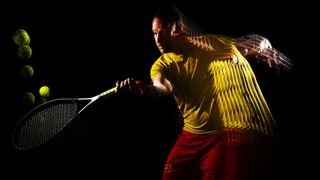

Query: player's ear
left=170, top=22, right=182, bottom=37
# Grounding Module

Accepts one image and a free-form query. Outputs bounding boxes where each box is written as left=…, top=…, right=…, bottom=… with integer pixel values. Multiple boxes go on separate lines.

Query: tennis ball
left=20, top=65, right=34, bottom=78
left=17, top=45, right=32, bottom=60
left=22, top=92, right=35, bottom=106
left=39, top=86, right=50, bottom=98
left=12, top=29, right=30, bottom=46
left=36, top=97, right=47, bottom=105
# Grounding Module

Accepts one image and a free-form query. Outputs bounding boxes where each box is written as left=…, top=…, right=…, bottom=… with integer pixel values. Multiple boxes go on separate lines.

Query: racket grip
left=100, top=87, right=117, bottom=97
left=100, top=79, right=142, bottom=97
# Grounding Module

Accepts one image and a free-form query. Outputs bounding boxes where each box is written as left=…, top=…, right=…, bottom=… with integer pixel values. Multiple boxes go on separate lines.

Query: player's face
left=152, top=17, right=173, bottom=53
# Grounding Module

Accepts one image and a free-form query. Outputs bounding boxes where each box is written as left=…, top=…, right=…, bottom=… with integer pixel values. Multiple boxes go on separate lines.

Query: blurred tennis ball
left=36, top=97, right=47, bottom=105
left=22, top=92, right=35, bottom=106
left=39, top=86, right=50, bottom=98
left=17, top=45, right=32, bottom=60
left=12, top=29, right=30, bottom=46
left=20, top=65, right=34, bottom=78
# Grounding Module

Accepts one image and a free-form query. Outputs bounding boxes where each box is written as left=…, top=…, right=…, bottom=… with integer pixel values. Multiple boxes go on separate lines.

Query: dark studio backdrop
left=1, top=0, right=317, bottom=179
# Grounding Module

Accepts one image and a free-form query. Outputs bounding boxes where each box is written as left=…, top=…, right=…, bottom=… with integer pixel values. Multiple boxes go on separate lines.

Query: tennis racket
left=12, top=86, right=117, bottom=150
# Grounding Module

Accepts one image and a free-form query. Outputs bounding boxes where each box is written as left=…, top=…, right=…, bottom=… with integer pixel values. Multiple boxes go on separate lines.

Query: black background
left=1, top=0, right=317, bottom=179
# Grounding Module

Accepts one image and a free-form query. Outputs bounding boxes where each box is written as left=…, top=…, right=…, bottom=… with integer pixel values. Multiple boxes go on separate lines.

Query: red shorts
left=162, top=129, right=276, bottom=180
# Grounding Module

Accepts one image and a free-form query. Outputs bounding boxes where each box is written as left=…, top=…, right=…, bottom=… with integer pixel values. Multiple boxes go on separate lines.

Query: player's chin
left=158, top=47, right=164, bottom=53
left=159, top=48, right=170, bottom=54
left=157, top=46, right=167, bottom=53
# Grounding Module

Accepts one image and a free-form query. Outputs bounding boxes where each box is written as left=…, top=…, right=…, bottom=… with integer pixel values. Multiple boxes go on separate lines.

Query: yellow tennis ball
left=20, top=65, right=34, bottom=78
left=39, top=86, right=50, bottom=98
left=22, top=92, right=35, bottom=106
left=12, top=29, right=30, bottom=46
left=17, top=45, right=32, bottom=60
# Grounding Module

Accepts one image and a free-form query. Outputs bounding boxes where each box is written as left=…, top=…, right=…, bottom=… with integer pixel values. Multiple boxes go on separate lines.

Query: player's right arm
left=149, top=74, right=173, bottom=96
left=115, top=74, right=172, bottom=98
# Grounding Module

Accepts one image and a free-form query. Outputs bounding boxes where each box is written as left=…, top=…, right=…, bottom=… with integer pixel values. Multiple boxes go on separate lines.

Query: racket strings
left=15, top=102, right=77, bottom=150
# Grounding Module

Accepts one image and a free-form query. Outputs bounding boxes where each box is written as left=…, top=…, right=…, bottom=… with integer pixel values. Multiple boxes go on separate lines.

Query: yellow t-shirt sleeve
left=150, top=53, right=180, bottom=81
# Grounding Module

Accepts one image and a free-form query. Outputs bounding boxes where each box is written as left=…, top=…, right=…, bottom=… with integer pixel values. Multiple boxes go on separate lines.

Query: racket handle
left=100, top=87, right=117, bottom=97
left=100, top=80, right=142, bottom=97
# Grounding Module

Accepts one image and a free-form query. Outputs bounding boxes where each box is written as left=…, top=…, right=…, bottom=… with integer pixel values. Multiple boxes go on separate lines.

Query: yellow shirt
left=150, top=36, right=277, bottom=136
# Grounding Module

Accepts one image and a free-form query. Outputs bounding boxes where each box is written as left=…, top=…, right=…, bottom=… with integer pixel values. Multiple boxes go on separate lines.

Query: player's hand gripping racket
left=12, top=87, right=117, bottom=150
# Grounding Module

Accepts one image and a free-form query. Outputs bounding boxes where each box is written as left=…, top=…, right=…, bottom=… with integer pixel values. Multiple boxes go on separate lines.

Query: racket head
left=12, top=99, right=78, bottom=150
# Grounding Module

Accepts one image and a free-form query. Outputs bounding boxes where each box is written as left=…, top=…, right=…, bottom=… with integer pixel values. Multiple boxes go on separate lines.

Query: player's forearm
left=139, top=85, right=171, bottom=98
left=236, top=34, right=272, bottom=56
